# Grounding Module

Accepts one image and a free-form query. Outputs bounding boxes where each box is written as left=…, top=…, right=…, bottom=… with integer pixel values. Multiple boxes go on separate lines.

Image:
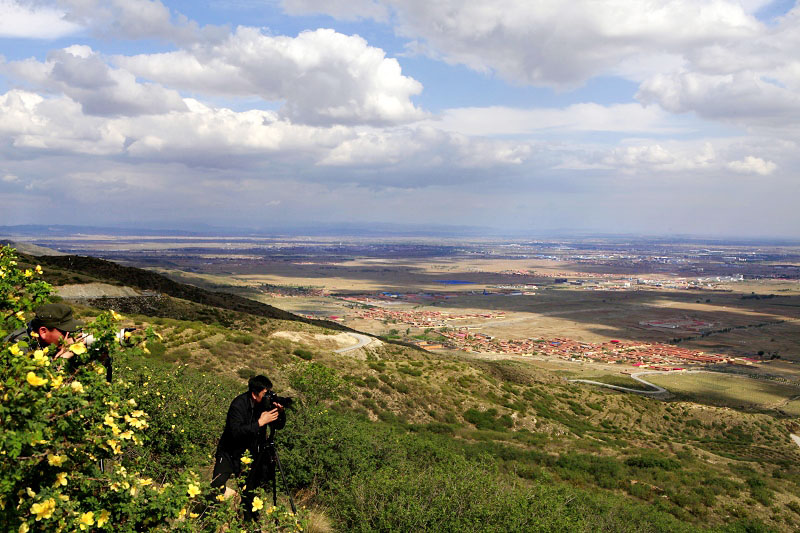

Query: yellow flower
left=16, top=311, right=26, bottom=320
left=47, top=454, right=65, bottom=467
left=19, top=523, right=30, bottom=533
left=24, top=269, right=33, bottom=278
left=240, top=456, right=252, bottom=465
left=124, top=331, right=132, bottom=339
left=131, top=410, right=145, bottom=417
left=127, top=399, right=137, bottom=406
left=97, top=510, right=110, bottom=528
left=106, top=439, right=121, bottom=454
left=35, top=265, right=43, bottom=274
left=252, top=497, right=264, bottom=512
left=110, top=310, right=123, bottom=320
left=26, top=372, right=48, bottom=387
left=187, top=483, right=201, bottom=498
left=119, top=430, right=133, bottom=440
left=53, top=472, right=67, bottom=487
left=138, top=477, right=153, bottom=486
left=215, top=494, right=226, bottom=502
left=79, top=511, right=94, bottom=530
left=26, top=488, right=36, bottom=498
left=104, top=415, right=117, bottom=428
left=177, top=507, right=187, bottom=519
left=9, top=344, right=21, bottom=356
left=70, top=381, right=84, bottom=393
left=189, top=512, right=199, bottom=518
left=68, top=343, right=86, bottom=355
left=30, top=498, right=55, bottom=520
left=50, top=375, right=63, bottom=388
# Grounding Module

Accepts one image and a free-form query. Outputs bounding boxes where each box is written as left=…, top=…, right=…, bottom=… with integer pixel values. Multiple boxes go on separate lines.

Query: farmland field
left=644, top=371, right=800, bottom=411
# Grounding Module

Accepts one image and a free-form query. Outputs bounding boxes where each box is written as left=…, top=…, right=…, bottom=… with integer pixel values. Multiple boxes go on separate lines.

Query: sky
left=1, top=0, right=799, bottom=238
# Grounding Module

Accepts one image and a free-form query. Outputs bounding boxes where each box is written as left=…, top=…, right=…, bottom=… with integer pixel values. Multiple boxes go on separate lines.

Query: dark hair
left=248, top=375, right=272, bottom=394
left=29, top=317, right=45, bottom=332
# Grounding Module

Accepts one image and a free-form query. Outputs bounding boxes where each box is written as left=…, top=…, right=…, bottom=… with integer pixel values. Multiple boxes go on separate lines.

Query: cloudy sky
left=1, top=0, right=799, bottom=238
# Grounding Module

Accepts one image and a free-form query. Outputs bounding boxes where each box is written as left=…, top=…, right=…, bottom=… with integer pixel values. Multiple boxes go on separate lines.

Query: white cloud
left=428, top=103, right=678, bottom=136
left=727, top=155, right=776, bottom=175
left=636, top=6, right=800, bottom=128
left=0, top=0, right=81, bottom=39
left=282, top=0, right=763, bottom=87
left=58, top=0, right=215, bottom=43
left=0, top=88, right=529, bottom=179
left=319, top=125, right=531, bottom=168
left=116, top=27, right=425, bottom=126
left=3, top=46, right=188, bottom=116
left=0, top=90, right=126, bottom=154
left=2, top=173, right=19, bottom=182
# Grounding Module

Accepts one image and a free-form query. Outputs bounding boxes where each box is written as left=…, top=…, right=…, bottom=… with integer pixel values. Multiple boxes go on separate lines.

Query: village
left=419, top=330, right=762, bottom=370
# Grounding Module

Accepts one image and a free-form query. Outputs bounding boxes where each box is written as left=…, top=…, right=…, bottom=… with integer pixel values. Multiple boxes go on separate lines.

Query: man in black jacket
left=212, top=375, right=285, bottom=518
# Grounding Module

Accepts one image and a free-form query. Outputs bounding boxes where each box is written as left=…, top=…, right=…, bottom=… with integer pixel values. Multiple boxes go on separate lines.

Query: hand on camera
left=258, top=408, right=280, bottom=427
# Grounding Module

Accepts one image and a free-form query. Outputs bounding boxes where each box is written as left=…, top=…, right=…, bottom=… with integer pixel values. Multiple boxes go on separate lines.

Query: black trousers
left=212, top=452, right=271, bottom=521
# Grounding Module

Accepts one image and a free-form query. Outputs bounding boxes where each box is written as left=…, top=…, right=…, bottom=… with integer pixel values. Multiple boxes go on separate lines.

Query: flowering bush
left=0, top=247, right=307, bottom=531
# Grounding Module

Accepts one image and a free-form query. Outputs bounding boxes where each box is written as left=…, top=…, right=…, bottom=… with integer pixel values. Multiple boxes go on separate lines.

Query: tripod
left=258, top=427, right=297, bottom=515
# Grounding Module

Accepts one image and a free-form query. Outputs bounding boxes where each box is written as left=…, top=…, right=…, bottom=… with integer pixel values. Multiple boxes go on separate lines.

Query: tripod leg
left=272, top=470, right=277, bottom=508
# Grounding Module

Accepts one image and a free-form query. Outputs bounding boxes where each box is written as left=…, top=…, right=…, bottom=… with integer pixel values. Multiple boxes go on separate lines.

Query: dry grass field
left=643, top=372, right=800, bottom=412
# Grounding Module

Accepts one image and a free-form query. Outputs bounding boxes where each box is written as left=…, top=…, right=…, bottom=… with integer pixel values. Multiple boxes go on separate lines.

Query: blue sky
left=1, top=0, right=799, bottom=237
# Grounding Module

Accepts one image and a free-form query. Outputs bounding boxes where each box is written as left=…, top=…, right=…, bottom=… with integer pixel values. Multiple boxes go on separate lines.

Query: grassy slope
left=22, top=253, right=800, bottom=531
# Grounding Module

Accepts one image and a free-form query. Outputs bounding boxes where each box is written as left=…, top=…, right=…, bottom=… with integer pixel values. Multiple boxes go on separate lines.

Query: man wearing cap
left=4, top=303, right=83, bottom=357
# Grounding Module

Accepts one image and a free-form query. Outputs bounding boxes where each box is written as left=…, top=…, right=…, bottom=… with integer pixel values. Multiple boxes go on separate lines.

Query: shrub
left=463, top=408, right=513, bottom=431
left=293, top=348, right=313, bottom=360
left=0, top=247, right=307, bottom=531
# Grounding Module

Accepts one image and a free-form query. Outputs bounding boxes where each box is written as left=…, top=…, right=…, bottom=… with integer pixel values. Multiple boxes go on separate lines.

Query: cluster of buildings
left=428, top=331, right=760, bottom=368
left=351, top=307, right=504, bottom=328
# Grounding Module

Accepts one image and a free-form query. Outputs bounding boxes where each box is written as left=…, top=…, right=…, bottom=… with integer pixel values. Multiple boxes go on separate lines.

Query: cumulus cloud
left=0, top=90, right=126, bottom=154
left=57, top=0, right=219, bottom=43
left=636, top=6, right=800, bottom=128
left=727, top=155, right=776, bottom=175
left=116, top=27, right=425, bottom=126
left=3, top=46, right=187, bottom=116
left=281, top=0, right=763, bottom=87
left=319, top=125, right=531, bottom=168
left=0, top=88, right=531, bottom=180
left=0, top=0, right=81, bottom=39
left=428, top=103, right=678, bottom=136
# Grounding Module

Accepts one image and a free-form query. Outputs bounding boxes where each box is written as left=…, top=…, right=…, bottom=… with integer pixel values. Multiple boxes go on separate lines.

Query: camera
left=265, top=390, right=293, bottom=410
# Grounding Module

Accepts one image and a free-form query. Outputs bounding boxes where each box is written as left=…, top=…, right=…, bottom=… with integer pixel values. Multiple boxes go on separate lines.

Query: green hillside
left=4, top=247, right=800, bottom=531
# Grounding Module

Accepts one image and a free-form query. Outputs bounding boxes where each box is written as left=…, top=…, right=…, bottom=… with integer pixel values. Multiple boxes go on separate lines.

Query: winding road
left=568, top=370, right=713, bottom=396
left=334, top=332, right=374, bottom=353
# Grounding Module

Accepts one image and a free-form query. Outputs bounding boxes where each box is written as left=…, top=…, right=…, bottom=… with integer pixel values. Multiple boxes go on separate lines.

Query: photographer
left=212, top=375, right=285, bottom=519
left=4, top=303, right=82, bottom=356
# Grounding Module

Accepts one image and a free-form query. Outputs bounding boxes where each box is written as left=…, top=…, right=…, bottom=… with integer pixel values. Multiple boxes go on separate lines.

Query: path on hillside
left=791, top=434, right=800, bottom=450
left=568, top=370, right=711, bottom=396
left=334, top=332, right=373, bottom=353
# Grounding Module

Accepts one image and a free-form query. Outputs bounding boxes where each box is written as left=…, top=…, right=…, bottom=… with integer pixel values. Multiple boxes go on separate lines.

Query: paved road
left=334, top=333, right=374, bottom=353
left=568, top=370, right=713, bottom=396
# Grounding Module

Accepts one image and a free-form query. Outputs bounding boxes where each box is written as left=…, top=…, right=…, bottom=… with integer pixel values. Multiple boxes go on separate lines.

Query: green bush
left=463, top=408, right=513, bottom=431
left=0, top=248, right=308, bottom=532
left=293, top=348, right=313, bottom=360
